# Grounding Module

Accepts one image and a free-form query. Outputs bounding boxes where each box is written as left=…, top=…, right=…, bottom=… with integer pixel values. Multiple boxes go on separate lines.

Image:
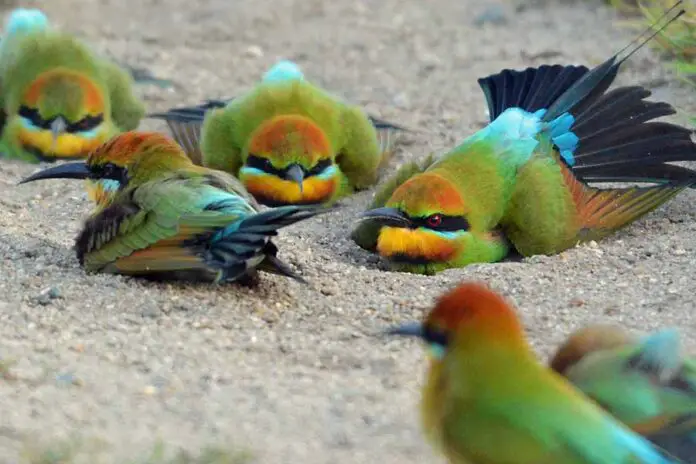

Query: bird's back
left=436, top=348, right=673, bottom=464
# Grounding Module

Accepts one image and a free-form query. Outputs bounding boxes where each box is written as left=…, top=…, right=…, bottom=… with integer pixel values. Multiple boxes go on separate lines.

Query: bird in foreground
left=147, top=60, right=407, bottom=207
left=352, top=3, right=696, bottom=275
left=550, top=325, right=696, bottom=463
left=386, top=281, right=679, bottom=463
left=0, top=8, right=145, bottom=163
left=18, top=131, right=327, bottom=285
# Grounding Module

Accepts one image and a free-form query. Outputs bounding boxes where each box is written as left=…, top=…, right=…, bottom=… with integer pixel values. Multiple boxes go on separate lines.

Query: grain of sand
left=1, top=0, right=695, bottom=462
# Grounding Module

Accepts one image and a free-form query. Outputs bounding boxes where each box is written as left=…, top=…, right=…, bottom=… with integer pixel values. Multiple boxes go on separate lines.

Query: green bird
left=147, top=60, right=406, bottom=207
left=19, top=131, right=327, bottom=285
left=0, top=8, right=145, bottom=163
left=351, top=3, right=696, bottom=275
left=551, top=325, right=696, bottom=463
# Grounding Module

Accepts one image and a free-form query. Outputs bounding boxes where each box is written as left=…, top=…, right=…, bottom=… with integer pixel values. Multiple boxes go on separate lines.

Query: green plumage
left=559, top=329, right=696, bottom=463
left=200, top=78, right=382, bottom=201
left=18, top=131, right=326, bottom=284
left=353, top=22, right=696, bottom=275
left=147, top=61, right=405, bottom=207
left=0, top=9, right=144, bottom=163
left=562, top=330, right=696, bottom=427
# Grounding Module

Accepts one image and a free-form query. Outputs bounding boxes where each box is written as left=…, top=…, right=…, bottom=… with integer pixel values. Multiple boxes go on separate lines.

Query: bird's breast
left=17, top=124, right=110, bottom=159
left=240, top=169, right=338, bottom=206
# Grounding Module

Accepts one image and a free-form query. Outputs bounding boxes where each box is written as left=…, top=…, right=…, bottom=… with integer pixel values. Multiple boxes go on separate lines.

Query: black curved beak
left=18, top=161, right=91, bottom=185
left=285, top=164, right=305, bottom=193
left=359, top=207, right=411, bottom=227
left=385, top=322, right=424, bottom=338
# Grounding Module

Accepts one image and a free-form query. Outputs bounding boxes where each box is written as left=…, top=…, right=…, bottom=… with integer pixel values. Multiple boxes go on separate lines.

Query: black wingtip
left=263, top=254, right=309, bottom=285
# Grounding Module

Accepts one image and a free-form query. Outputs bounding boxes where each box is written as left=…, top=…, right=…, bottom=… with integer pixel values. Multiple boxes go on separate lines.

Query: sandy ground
left=1, top=0, right=696, bottom=462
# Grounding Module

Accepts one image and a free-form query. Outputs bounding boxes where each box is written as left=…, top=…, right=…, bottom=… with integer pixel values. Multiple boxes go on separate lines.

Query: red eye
left=426, top=214, right=443, bottom=228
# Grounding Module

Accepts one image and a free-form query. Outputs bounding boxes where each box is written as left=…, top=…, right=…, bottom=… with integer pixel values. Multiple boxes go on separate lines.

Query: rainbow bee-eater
left=551, top=325, right=696, bottom=463
left=19, top=131, right=327, bottom=284
left=386, top=281, right=679, bottom=464
left=352, top=4, right=696, bottom=275
left=0, top=8, right=145, bottom=163
left=147, top=60, right=407, bottom=207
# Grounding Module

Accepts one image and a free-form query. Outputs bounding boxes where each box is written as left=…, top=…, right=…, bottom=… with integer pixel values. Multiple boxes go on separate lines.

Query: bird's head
left=549, top=325, right=634, bottom=376
left=15, top=68, right=112, bottom=160
left=359, top=172, right=482, bottom=274
left=18, top=131, right=192, bottom=208
left=386, top=282, right=525, bottom=360
left=239, top=114, right=340, bottom=206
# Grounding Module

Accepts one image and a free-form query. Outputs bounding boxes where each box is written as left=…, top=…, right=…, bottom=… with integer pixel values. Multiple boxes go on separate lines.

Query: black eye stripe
left=307, top=159, right=332, bottom=176
left=19, top=105, right=51, bottom=129
left=89, top=162, right=128, bottom=185
left=406, top=213, right=470, bottom=232
left=18, top=105, right=104, bottom=133
left=246, top=154, right=334, bottom=178
left=246, top=154, right=286, bottom=177
left=422, top=326, right=449, bottom=347
left=66, top=114, right=104, bottom=133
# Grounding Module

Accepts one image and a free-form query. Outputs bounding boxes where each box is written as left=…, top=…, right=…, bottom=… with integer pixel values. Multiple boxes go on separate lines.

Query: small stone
left=244, top=45, right=264, bottom=58
left=143, top=385, right=158, bottom=396
left=568, top=298, right=585, bottom=308
left=392, top=92, right=410, bottom=109
left=33, top=287, right=61, bottom=305
left=673, top=248, right=687, bottom=256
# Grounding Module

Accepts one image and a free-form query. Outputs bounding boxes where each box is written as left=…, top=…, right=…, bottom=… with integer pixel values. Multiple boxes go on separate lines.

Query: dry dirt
left=1, top=0, right=696, bottom=462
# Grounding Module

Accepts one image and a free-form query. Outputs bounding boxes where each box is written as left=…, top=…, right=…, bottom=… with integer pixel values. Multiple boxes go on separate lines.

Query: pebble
left=244, top=45, right=264, bottom=58
left=33, top=287, right=61, bottom=306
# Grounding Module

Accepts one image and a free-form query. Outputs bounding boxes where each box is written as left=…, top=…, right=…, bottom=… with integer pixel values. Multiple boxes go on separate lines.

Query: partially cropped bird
left=352, top=3, right=696, bottom=275
left=19, top=131, right=327, bottom=284
left=147, top=60, right=407, bottom=207
left=551, top=325, right=696, bottom=463
left=386, top=281, right=679, bottom=463
left=0, top=8, right=145, bottom=163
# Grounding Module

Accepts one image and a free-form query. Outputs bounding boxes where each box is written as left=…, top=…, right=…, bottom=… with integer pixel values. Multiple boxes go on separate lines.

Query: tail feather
left=579, top=164, right=696, bottom=186
left=476, top=4, right=696, bottom=188
left=572, top=87, right=675, bottom=140
left=478, top=65, right=589, bottom=120
left=258, top=244, right=308, bottom=284
left=202, top=205, right=329, bottom=283
left=542, top=2, right=685, bottom=122
left=574, top=123, right=696, bottom=169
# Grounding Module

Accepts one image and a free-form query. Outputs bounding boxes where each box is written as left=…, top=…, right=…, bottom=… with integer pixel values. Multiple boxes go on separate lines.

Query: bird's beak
left=49, top=116, right=68, bottom=152
left=359, top=207, right=411, bottom=227
left=18, top=161, right=90, bottom=185
left=285, top=164, right=305, bottom=193
left=385, top=322, right=424, bottom=338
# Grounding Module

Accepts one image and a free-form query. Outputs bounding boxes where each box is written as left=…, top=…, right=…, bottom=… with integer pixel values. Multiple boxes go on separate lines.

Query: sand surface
left=1, top=0, right=696, bottom=462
